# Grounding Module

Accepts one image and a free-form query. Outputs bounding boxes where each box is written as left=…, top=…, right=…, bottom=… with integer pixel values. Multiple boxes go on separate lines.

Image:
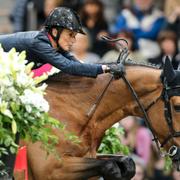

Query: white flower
left=0, top=46, right=50, bottom=115
left=0, top=76, right=13, bottom=87
left=16, top=71, right=34, bottom=87
left=20, top=89, right=49, bottom=112
left=112, top=123, right=120, bottom=128
left=3, top=87, right=19, bottom=101
left=25, top=105, right=32, bottom=113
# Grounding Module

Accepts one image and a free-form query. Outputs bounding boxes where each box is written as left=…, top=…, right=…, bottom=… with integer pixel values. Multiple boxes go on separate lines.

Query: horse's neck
left=45, top=68, right=162, bottom=153
left=89, top=66, right=162, bottom=143
left=46, top=68, right=162, bottom=129
left=45, top=73, right=113, bottom=132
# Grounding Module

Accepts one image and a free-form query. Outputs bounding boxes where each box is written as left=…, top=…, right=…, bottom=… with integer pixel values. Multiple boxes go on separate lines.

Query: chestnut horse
left=23, top=57, right=180, bottom=180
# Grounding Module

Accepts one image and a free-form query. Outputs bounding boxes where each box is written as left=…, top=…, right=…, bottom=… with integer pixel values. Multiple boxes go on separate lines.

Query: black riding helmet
left=45, top=7, right=85, bottom=38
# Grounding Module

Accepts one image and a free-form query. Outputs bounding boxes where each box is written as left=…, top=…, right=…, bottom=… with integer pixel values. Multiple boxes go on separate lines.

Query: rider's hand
left=105, top=63, right=125, bottom=79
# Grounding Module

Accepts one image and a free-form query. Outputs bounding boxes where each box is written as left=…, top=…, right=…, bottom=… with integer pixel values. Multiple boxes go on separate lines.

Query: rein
left=120, top=74, right=163, bottom=154
left=86, top=76, right=114, bottom=118
left=80, top=75, right=114, bottom=135
left=86, top=35, right=129, bottom=119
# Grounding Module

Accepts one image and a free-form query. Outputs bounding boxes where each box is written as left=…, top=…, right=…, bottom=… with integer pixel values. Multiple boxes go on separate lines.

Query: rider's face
left=58, top=29, right=77, bottom=51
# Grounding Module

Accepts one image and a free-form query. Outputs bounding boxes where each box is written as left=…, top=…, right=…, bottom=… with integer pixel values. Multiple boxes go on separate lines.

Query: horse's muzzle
left=168, top=145, right=180, bottom=171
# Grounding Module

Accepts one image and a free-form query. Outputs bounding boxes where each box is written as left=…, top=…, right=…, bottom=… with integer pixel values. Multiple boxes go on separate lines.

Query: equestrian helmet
left=44, top=7, right=85, bottom=34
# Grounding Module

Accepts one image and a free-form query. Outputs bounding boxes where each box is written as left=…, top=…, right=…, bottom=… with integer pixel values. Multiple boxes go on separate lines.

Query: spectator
left=40, top=0, right=64, bottom=30
left=44, top=0, right=63, bottom=17
left=110, top=0, right=166, bottom=59
left=101, top=30, right=147, bottom=64
left=99, top=0, right=122, bottom=26
left=164, top=0, right=180, bottom=45
left=34, top=0, right=64, bottom=30
left=148, top=30, right=180, bottom=70
left=119, top=116, right=152, bottom=166
left=10, top=0, right=29, bottom=32
left=10, top=0, right=63, bottom=32
left=79, top=0, right=110, bottom=57
left=71, top=28, right=100, bottom=63
left=145, top=144, right=175, bottom=180
left=152, top=157, right=173, bottom=180
left=61, top=0, right=84, bottom=12
left=33, top=0, right=48, bottom=29
left=172, top=169, right=180, bottom=180
left=131, top=155, right=147, bottom=180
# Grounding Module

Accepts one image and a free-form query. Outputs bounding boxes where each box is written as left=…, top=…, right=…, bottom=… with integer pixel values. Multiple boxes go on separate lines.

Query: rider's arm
left=31, top=41, right=105, bottom=77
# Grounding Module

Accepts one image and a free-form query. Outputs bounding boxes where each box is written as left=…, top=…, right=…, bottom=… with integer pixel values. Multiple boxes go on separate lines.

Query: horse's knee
left=100, top=160, right=122, bottom=180
left=114, top=156, right=135, bottom=179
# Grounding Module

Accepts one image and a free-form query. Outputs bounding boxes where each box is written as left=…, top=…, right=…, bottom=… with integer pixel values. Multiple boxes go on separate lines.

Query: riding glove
left=105, top=63, right=125, bottom=78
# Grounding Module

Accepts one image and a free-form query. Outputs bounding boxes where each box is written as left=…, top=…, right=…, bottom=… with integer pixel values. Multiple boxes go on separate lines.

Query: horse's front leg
left=111, top=156, right=135, bottom=180
left=27, top=142, right=135, bottom=180
left=32, top=156, right=134, bottom=180
left=43, top=156, right=123, bottom=180
left=97, top=156, right=135, bottom=180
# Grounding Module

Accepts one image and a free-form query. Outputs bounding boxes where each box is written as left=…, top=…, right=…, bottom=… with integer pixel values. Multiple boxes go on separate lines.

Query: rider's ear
left=162, top=56, right=176, bottom=83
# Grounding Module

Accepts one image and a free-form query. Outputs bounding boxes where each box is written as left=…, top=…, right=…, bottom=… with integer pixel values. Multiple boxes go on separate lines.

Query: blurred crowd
left=3, top=0, right=180, bottom=179
left=7, top=0, right=180, bottom=69
left=118, top=116, right=180, bottom=180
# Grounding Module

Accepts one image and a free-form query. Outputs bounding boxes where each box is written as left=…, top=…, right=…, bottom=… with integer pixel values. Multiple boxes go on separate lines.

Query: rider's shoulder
left=29, top=30, right=51, bottom=47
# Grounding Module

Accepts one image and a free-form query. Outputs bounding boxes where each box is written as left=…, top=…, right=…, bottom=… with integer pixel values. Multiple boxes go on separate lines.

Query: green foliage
left=164, top=155, right=173, bottom=172
left=98, top=126, right=130, bottom=155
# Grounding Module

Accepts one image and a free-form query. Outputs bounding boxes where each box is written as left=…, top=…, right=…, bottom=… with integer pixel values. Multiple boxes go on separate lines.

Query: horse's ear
left=162, top=56, right=176, bottom=83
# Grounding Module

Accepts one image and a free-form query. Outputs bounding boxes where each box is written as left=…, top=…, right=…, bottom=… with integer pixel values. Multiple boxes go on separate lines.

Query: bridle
left=159, top=78, right=180, bottom=147
left=121, top=68, right=180, bottom=156
left=90, top=36, right=180, bottom=161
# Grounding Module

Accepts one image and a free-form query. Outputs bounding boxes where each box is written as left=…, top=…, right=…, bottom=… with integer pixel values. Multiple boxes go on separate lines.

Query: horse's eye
left=174, top=105, right=180, bottom=112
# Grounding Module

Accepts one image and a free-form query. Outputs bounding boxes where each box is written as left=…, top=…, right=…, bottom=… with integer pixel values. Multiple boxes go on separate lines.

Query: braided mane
left=100, top=59, right=161, bottom=69
left=124, top=59, right=161, bottom=69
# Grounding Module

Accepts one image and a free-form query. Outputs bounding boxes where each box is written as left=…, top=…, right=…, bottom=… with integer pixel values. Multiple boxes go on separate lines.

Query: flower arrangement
left=0, top=46, right=65, bottom=173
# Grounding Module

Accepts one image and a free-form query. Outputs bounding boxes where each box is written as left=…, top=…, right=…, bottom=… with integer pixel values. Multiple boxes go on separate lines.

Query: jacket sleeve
left=30, top=39, right=103, bottom=78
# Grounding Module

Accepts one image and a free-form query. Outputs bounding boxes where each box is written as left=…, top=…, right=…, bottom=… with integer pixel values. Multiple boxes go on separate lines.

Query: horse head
left=160, top=56, right=180, bottom=170
left=120, top=56, right=180, bottom=171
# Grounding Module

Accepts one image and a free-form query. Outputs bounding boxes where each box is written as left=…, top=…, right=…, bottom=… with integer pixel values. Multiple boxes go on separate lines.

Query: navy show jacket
left=0, top=30, right=103, bottom=77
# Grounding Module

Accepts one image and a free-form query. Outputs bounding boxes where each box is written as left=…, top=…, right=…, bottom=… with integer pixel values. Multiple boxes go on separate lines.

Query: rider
left=0, top=7, right=123, bottom=78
